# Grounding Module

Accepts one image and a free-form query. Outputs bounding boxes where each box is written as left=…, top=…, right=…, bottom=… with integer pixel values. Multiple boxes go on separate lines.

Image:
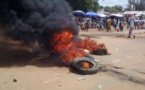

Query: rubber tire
left=91, top=49, right=107, bottom=55
left=71, top=57, right=99, bottom=75
left=85, top=54, right=94, bottom=59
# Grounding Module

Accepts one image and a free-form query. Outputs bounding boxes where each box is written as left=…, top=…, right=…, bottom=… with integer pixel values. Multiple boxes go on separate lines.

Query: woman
left=106, top=18, right=112, bottom=32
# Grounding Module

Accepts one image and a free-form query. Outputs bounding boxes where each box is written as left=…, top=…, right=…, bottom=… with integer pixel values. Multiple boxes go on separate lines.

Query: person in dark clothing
left=119, top=19, right=124, bottom=31
left=85, top=20, right=89, bottom=32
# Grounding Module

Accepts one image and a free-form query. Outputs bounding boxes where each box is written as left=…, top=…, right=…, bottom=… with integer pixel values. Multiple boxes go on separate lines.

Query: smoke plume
left=0, top=0, right=78, bottom=50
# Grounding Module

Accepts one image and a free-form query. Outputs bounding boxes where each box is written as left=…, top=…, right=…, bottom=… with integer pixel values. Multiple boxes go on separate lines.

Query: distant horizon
left=99, top=0, right=128, bottom=8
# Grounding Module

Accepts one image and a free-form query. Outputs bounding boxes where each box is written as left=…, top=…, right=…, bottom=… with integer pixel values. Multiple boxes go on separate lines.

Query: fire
left=79, top=61, right=92, bottom=68
left=51, top=30, right=86, bottom=64
left=51, top=30, right=98, bottom=64
left=77, top=38, right=98, bottom=52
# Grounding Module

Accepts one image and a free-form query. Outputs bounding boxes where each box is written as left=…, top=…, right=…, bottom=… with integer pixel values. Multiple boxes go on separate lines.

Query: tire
left=71, top=57, right=100, bottom=75
left=85, top=54, right=94, bottom=59
left=91, top=49, right=107, bottom=55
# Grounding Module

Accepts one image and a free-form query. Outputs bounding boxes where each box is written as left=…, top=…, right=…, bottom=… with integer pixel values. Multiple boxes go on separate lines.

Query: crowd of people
left=74, top=14, right=144, bottom=31
left=74, top=14, right=145, bottom=38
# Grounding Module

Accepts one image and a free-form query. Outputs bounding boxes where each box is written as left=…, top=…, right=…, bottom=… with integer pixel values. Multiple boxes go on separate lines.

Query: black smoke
left=0, top=0, right=78, bottom=51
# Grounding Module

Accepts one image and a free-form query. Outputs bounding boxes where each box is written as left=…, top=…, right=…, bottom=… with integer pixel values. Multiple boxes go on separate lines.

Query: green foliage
left=114, top=5, right=123, bottom=11
left=66, top=0, right=123, bottom=12
left=104, top=6, right=111, bottom=12
left=85, top=0, right=99, bottom=12
left=104, top=5, right=123, bottom=12
left=99, top=5, right=104, bottom=9
left=92, top=1, right=99, bottom=11
left=66, top=0, right=99, bottom=12
left=66, top=0, right=86, bottom=11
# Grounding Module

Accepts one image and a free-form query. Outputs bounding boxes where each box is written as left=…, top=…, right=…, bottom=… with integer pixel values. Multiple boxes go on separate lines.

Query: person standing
left=128, top=14, right=135, bottom=38
left=113, top=18, right=117, bottom=31
left=116, top=19, right=120, bottom=32
left=85, top=20, right=89, bottom=32
left=127, top=15, right=130, bottom=29
left=119, top=19, right=124, bottom=31
left=106, top=18, right=112, bottom=32
left=81, top=20, right=85, bottom=31
left=103, top=18, right=107, bottom=30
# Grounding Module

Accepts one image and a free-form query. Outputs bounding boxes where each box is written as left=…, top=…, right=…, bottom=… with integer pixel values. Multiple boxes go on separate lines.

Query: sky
left=99, top=0, right=129, bottom=8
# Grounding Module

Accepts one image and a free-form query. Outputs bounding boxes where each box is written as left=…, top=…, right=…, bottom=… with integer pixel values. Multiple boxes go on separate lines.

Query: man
left=128, top=14, right=135, bottom=38
left=113, top=18, right=117, bottom=31
left=119, top=19, right=124, bottom=31
left=98, top=19, right=104, bottom=31
left=85, top=20, right=89, bottom=32
left=103, top=18, right=106, bottom=30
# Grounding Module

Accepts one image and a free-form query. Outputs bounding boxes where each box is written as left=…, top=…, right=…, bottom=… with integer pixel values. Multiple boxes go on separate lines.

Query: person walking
left=128, top=14, right=135, bottom=39
left=98, top=19, right=103, bottom=31
left=127, top=15, right=130, bottom=29
left=106, top=18, right=112, bottom=32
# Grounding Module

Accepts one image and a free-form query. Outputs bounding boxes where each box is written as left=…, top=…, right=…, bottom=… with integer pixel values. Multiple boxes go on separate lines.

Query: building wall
left=129, top=0, right=145, bottom=10
left=140, top=0, right=145, bottom=10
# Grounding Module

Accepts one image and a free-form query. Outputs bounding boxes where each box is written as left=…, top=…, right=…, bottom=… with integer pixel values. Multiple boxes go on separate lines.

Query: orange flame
left=79, top=61, right=92, bottom=68
left=51, top=30, right=98, bottom=64
left=77, top=38, right=98, bottom=52
left=51, top=30, right=86, bottom=64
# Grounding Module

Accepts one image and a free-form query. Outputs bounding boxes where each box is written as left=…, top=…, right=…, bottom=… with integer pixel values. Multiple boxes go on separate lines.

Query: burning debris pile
left=0, top=0, right=109, bottom=74
left=51, top=30, right=102, bottom=64
left=51, top=30, right=86, bottom=64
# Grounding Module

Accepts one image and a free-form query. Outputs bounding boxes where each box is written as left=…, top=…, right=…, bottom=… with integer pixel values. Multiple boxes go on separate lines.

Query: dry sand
left=0, top=28, right=145, bottom=90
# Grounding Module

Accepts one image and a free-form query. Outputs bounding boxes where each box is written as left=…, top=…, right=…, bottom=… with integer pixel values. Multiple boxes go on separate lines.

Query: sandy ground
left=0, top=28, right=145, bottom=90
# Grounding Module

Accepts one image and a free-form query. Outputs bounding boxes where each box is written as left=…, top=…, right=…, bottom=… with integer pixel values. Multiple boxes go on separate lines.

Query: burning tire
left=71, top=57, right=99, bottom=75
left=92, top=49, right=107, bottom=55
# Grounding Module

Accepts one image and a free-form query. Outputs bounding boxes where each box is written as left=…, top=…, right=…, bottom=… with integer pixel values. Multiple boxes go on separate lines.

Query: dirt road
left=0, top=29, right=145, bottom=90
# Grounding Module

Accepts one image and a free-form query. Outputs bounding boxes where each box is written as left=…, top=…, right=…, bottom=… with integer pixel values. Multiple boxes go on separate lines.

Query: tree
left=99, top=5, right=104, bottom=9
left=66, top=0, right=86, bottom=11
left=66, top=0, right=99, bottom=12
left=104, top=5, right=123, bottom=12
left=113, top=5, right=123, bottom=11
left=85, top=0, right=99, bottom=12
left=104, top=6, right=111, bottom=12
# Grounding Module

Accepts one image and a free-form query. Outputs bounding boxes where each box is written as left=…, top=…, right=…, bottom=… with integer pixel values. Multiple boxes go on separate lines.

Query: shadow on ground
left=0, top=37, right=66, bottom=68
left=99, top=64, right=145, bottom=85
